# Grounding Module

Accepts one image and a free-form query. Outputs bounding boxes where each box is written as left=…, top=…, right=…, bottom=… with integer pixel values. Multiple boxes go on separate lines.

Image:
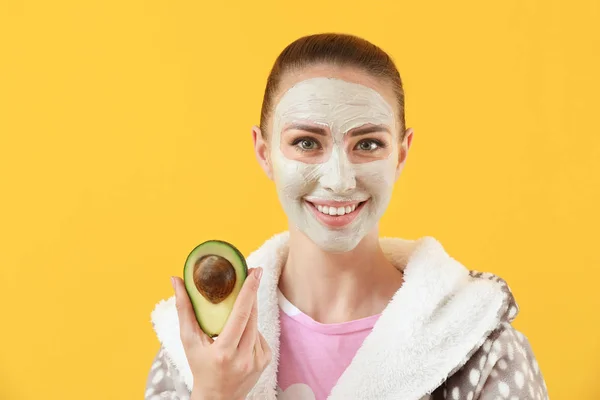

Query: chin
left=302, top=221, right=371, bottom=254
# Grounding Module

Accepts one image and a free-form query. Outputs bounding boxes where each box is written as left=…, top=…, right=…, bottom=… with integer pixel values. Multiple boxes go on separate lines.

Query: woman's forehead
left=276, top=64, right=395, bottom=102
left=273, top=77, right=396, bottom=134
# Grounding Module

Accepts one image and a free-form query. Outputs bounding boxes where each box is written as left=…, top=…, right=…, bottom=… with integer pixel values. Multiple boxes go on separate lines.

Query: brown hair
left=259, top=33, right=406, bottom=140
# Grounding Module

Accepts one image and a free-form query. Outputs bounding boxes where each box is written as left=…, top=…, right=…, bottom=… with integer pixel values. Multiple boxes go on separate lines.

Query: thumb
left=172, top=276, right=212, bottom=347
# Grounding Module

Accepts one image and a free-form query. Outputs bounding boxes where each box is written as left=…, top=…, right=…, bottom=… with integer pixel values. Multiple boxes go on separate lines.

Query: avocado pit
left=193, top=255, right=237, bottom=304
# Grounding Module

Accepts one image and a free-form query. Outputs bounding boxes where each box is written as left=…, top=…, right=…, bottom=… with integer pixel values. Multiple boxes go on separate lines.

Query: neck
left=278, top=226, right=405, bottom=324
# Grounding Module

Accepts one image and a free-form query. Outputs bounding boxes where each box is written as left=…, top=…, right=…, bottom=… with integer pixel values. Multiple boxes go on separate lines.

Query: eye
left=291, top=137, right=321, bottom=151
left=355, top=139, right=385, bottom=151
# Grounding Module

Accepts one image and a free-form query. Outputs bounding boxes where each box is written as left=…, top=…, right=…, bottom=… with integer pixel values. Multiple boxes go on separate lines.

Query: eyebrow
left=282, top=123, right=391, bottom=137
left=348, top=125, right=391, bottom=137
left=283, top=123, right=328, bottom=136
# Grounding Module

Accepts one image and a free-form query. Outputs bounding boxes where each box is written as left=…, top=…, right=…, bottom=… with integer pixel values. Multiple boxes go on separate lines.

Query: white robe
left=147, top=232, right=549, bottom=400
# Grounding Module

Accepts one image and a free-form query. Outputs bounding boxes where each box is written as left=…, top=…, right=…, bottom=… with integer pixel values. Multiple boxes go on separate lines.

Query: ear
left=252, top=125, right=274, bottom=180
left=394, top=127, right=414, bottom=182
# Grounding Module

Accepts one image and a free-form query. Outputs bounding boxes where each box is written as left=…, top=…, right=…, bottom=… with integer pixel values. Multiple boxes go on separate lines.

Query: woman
left=146, top=33, right=548, bottom=400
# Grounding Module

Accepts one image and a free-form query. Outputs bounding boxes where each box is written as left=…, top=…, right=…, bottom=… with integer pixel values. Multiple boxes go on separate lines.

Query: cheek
left=273, top=156, right=321, bottom=198
left=355, top=158, right=397, bottom=196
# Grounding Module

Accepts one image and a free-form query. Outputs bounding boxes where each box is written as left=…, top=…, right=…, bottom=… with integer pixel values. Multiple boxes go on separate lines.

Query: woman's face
left=255, top=65, right=411, bottom=253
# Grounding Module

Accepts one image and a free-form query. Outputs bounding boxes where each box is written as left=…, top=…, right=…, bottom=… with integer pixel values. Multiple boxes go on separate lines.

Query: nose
left=318, top=149, right=356, bottom=194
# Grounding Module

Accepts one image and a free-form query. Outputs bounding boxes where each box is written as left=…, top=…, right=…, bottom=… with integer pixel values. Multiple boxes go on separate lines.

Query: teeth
left=311, top=202, right=361, bottom=216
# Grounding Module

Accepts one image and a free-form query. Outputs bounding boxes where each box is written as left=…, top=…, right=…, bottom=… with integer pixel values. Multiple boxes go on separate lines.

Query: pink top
left=275, top=289, right=381, bottom=400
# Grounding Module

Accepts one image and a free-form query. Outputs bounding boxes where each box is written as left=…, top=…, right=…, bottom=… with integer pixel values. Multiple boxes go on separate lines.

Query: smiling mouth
left=304, top=199, right=369, bottom=228
left=308, top=201, right=365, bottom=216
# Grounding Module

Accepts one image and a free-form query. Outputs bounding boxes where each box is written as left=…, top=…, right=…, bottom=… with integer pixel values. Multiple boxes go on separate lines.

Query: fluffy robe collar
left=150, top=231, right=515, bottom=400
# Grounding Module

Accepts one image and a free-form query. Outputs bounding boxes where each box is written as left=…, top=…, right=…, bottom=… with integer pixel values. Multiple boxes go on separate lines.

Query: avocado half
left=183, top=240, right=248, bottom=337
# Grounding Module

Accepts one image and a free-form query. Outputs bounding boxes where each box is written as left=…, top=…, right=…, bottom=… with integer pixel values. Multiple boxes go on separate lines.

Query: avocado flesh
left=183, top=240, right=248, bottom=337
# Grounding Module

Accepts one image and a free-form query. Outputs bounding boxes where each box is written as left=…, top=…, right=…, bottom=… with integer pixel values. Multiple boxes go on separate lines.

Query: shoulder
left=440, top=322, right=548, bottom=400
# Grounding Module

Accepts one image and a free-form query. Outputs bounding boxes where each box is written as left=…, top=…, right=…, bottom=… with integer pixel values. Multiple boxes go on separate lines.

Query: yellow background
left=1, top=0, right=598, bottom=399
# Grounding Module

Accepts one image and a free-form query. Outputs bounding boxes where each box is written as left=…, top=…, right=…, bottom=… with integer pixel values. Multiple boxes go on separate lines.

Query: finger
left=237, top=286, right=258, bottom=353
left=172, top=276, right=213, bottom=348
left=254, top=329, right=264, bottom=356
left=218, top=267, right=263, bottom=347
left=258, top=332, right=271, bottom=366
left=258, top=332, right=268, bottom=352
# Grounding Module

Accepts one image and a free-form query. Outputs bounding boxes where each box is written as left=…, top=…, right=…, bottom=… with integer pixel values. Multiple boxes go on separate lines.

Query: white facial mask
left=270, top=77, right=399, bottom=253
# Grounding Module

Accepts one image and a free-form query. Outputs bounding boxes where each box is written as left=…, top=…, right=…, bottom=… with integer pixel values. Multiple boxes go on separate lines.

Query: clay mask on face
left=271, top=77, right=399, bottom=253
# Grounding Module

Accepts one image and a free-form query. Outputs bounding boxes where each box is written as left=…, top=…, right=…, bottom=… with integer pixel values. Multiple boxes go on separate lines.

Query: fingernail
left=171, top=276, right=176, bottom=290
left=255, top=267, right=263, bottom=282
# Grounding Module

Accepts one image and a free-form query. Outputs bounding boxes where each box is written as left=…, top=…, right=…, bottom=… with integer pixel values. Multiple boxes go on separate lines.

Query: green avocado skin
left=183, top=240, right=248, bottom=337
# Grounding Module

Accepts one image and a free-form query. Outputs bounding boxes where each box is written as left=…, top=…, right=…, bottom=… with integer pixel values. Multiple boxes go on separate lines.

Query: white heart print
left=276, top=383, right=316, bottom=400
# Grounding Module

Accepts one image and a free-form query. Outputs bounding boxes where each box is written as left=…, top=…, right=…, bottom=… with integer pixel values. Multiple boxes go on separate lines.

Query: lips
left=304, top=199, right=368, bottom=228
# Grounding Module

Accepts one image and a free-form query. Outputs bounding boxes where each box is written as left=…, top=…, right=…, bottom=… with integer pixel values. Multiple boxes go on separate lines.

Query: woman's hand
left=171, top=267, right=271, bottom=400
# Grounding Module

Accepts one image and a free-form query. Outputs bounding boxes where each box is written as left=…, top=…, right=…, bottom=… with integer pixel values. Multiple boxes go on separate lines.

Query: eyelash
left=356, top=139, right=386, bottom=151
left=290, top=137, right=387, bottom=152
left=291, top=137, right=322, bottom=152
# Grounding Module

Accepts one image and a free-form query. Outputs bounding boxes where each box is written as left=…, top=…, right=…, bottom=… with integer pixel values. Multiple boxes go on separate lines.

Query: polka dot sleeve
left=440, top=323, right=548, bottom=400
left=145, top=345, right=192, bottom=400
